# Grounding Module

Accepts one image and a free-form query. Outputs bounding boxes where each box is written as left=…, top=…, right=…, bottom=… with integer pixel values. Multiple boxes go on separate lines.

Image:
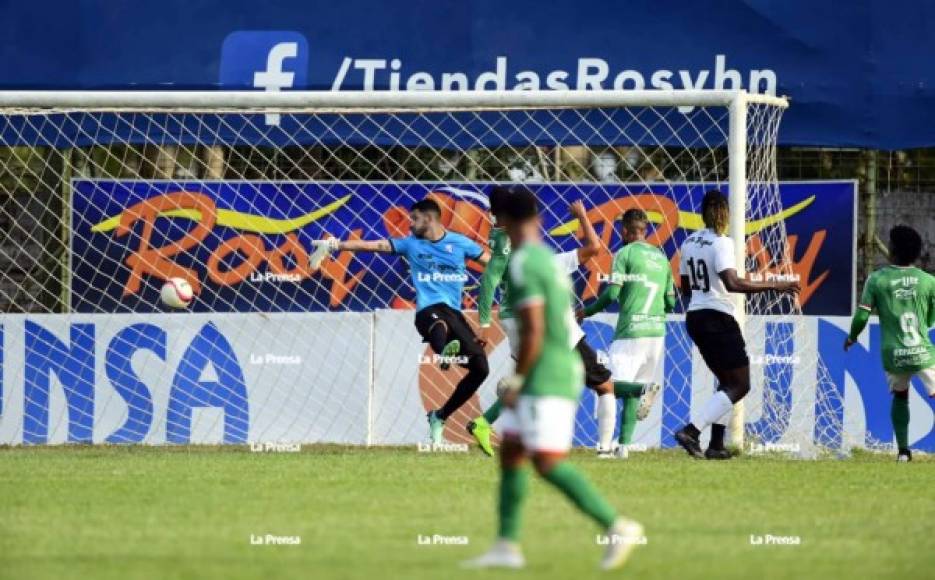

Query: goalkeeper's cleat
left=635, top=382, right=661, bottom=421
left=615, top=445, right=630, bottom=459
left=705, top=447, right=733, bottom=460
left=599, top=517, right=644, bottom=571
left=897, top=448, right=912, bottom=462
left=596, top=445, right=617, bottom=459
left=467, top=417, right=495, bottom=457
left=461, top=539, right=525, bottom=569
left=439, top=339, right=461, bottom=371
left=427, top=410, right=445, bottom=445
left=674, top=426, right=706, bottom=459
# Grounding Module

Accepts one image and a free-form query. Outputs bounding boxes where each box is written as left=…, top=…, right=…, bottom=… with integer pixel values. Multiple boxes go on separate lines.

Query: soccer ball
left=160, top=278, right=194, bottom=309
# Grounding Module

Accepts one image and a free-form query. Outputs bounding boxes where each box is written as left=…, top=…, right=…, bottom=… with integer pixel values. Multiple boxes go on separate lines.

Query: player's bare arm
left=570, top=200, right=603, bottom=263
left=333, top=238, right=393, bottom=253
left=718, top=268, right=800, bottom=295
left=502, top=301, right=545, bottom=408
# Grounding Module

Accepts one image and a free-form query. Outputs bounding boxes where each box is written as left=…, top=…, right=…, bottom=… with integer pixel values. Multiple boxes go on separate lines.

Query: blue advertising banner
left=1, top=1, right=934, bottom=148
left=71, top=180, right=856, bottom=315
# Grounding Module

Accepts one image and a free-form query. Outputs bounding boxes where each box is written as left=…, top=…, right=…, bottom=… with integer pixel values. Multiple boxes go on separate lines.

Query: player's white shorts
left=498, top=395, right=577, bottom=453
left=608, top=337, right=664, bottom=384
left=886, top=366, right=935, bottom=396
left=501, top=317, right=520, bottom=359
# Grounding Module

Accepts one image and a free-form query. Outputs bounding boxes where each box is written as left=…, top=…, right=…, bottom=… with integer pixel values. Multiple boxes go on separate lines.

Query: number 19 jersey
left=678, top=228, right=737, bottom=318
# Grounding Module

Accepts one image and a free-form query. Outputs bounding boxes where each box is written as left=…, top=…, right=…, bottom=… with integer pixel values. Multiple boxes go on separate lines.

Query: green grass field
left=1, top=445, right=933, bottom=580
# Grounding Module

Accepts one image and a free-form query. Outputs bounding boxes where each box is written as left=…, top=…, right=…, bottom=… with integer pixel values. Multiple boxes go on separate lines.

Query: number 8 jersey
left=858, top=265, right=935, bottom=374
left=678, top=229, right=738, bottom=317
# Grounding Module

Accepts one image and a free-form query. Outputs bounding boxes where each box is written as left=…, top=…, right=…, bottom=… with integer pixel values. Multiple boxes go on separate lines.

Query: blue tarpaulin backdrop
left=0, top=0, right=933, bottom=148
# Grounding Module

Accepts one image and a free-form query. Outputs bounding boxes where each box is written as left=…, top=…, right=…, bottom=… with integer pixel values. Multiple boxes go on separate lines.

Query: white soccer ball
left=160, top=277, right=194, bottom=309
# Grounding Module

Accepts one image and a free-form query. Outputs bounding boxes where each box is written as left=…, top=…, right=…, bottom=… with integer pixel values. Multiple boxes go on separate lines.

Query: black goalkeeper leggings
left=426, top=320, right=489, bottom=420
left=437, top=354, right=489, bottom=420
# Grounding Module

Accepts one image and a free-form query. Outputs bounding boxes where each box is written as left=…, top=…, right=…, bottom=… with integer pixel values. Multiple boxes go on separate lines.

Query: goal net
left=0, top=90, right=844, bottom=454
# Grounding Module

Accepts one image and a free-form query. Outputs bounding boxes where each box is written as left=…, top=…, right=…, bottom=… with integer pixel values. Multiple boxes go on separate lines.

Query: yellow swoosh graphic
left=91, top=194, right=352, bottom=234
left=549, top=196, right=815, bottom=236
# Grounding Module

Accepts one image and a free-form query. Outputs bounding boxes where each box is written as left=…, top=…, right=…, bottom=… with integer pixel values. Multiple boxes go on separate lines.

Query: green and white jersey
left=478, top=227, right=586, bottom=343
left=507, top=242, right=584, bottom=400
left=858, top=265, right=935, bottom=373
left=488, top=227, right=514, bottom=320
left=610, top=241, right=676, bottom=339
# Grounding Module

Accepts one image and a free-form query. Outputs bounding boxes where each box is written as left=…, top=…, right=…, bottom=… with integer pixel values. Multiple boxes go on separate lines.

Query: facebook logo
left=220, top=31, right=309, bottom=126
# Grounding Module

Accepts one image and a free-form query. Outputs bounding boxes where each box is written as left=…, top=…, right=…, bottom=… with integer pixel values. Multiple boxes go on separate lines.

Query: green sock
left=891, top=395, right=910, bottom=450
left=483, top=399, right=503, bottom=424
left=541, top=461, right=616, bottom=529
left=618, top=393, right=639, bottom=445
left=498, top=466, right=529, bottom=541
left=614, top=381, right=643, bottom=398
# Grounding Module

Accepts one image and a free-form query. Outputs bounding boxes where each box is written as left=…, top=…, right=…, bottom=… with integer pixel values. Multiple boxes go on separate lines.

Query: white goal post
left=0, top=89, right=844, bottom=453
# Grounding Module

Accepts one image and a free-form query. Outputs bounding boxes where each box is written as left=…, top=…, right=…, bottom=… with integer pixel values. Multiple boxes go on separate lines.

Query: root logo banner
left=71, top=180, right=855, bottom=315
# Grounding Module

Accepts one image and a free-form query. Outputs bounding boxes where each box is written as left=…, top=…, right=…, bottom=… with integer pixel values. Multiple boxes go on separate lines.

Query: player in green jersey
left=463, top=187, right=643, bottom=571
left=846, top=225, right=935, bottom=462
left=578, top=208, right=676, bottom=458
left=468, top=188, right=615, bottom=457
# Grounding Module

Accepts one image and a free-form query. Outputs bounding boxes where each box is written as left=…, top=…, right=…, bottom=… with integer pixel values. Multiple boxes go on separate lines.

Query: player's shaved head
left=701, top=189, right=729, bottom=235
left=889, top=225, right=923, bottom=266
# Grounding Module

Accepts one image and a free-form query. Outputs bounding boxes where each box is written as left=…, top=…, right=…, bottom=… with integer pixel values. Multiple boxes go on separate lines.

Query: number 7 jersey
left=678, top=228, right=738, bottom=317
left=858, top=265, right=935, bottom=373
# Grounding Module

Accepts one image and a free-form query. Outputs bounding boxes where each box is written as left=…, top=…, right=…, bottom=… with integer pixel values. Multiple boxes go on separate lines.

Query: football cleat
left=674, top=426, right=705, bottom=459
left=467, top=417, right=495, bottom=457
left=600, top=517, right=644, bottom=570
left=636, top=382, right=662, bottom=420
left=461, top=539, right=525, bottom=569
left=439, top=339, right=461, bottom=371
left=427, top=410, right=445, bottom=445
left=705, top=447, right=732, bottom=460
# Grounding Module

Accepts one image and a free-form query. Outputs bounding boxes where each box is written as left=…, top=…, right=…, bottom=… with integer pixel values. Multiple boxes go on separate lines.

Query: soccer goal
left=0, top=89, right=843, bottom=453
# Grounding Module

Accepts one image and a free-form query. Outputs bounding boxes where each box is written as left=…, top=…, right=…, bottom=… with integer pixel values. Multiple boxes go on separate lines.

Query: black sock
left=427, top=322, right=448, bottom=354
left=437, top=356, right=489, bottom=420
left=709, top=424, right=726, bottom=450
left=683, top=423, right=700, bottom=439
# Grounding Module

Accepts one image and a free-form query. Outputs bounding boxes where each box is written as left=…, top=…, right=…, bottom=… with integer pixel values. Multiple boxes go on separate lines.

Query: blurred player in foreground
left=463, top=187, right=642, bottom=571
left=469, top=187, right=618, bottom=457
left=845, top=225, right=935, bottom=462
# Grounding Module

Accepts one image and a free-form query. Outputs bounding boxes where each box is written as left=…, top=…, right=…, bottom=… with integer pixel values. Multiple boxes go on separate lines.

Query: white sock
left=698, top=391, right=733, bottom=431
left=715, top=407, right=733, bottom=427
left=597, top=394, right=617, bottom=451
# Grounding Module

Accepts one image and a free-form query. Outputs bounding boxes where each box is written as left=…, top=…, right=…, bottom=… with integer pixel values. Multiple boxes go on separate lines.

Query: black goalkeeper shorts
left=414, top=303, right=485, bottom=360
left=685, top=309, right=749, bottom=373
